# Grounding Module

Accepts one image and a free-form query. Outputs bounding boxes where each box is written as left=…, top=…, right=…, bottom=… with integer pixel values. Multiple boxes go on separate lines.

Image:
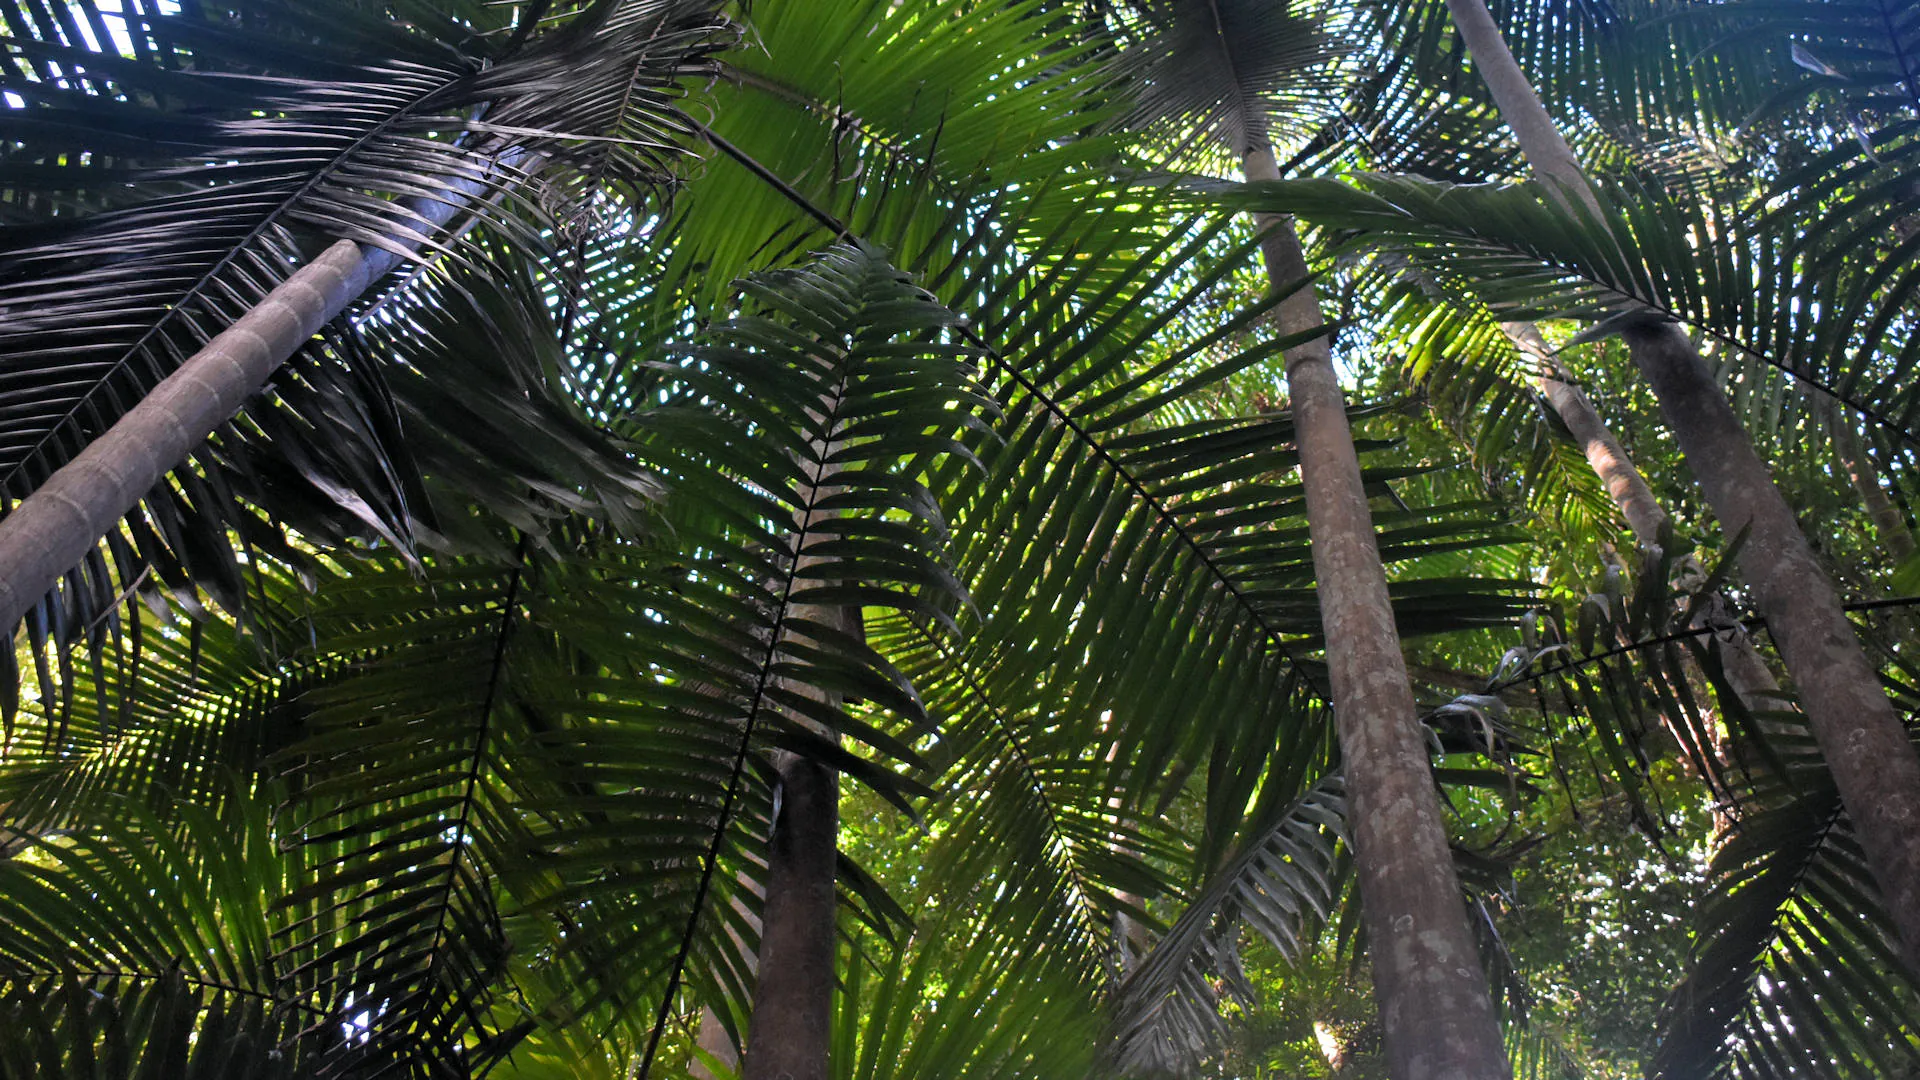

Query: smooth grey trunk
left=0, top=153, right=523, bottom=632
left=0, top=239, right=366, bottom=629
left=1246, top=146, right=1511, bottom=1080
left=1444, top=0, right=1920, bottom=974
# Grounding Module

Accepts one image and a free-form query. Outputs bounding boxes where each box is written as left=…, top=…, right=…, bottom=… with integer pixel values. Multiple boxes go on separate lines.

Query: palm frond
left=1235, top=172, right=1920, bottom=449
left=1107, top=774, right=1347, bottom=1075
left=1650, top=778, right=1920, bottom=1078
left=0, top=0, right=725, bottom=659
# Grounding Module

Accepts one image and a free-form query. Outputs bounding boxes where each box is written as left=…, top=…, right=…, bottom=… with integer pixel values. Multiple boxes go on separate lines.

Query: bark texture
left=741, top=753, right=838, bottom=1080
left=1247, top=147, right=1511, bottom=1080
left=1630, top=324, right=1920, bottom=976
left=1443, top=0, right=1920, bottom=971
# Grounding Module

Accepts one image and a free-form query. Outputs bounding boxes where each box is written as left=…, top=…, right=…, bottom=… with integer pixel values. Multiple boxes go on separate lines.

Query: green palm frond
left=1101, top=0, right=1344, bottom=157
left=1235, top=172, right=1920, bottom=448
left=831, top=900, right=1105, bottom=1080
left=0, top=791, right=335, bottom=1078
left=1108, top=774, right=1347, bottom=1075
left=659, top=0, right=1116, bottom=308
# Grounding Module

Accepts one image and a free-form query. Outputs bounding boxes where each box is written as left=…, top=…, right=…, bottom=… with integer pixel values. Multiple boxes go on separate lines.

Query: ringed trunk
left=0, top=153, right=526, bottom=633
left=1246, top=145, right=1511, bottom=1080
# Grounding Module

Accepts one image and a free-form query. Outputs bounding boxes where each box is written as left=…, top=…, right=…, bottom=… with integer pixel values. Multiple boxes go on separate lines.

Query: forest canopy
left=1, top=0, right=1918, bottom=1077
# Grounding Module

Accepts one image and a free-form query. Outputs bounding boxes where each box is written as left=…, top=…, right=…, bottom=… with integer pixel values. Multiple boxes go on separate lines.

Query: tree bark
left=1441, top=0, right=1920, bottom=974
left=741, top=753, right=838, bottom=1080
left=1629, top=325, right=1920, bottom=974
left=0, top=153, right=525, bottom=633
left=1246, top=146, right=1511, bottom=1080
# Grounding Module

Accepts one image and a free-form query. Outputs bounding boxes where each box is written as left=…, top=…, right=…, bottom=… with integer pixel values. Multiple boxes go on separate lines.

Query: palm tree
left=13, top=0, right=1918, bottom=1076
left=2, top=3, right=1535, bottom=1076
left=1428, top=0, right=1920, bottom=978
left=1103, top=5, right=1510, bottom=1074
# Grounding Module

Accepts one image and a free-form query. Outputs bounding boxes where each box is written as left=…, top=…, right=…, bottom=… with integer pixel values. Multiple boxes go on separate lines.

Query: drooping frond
left=0, top=0, right=726, bottom=652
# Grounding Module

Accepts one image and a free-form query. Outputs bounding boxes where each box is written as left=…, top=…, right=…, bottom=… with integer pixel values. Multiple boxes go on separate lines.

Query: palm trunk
left=741, top=752, right=838, bottom=1080
left=0, top=153, right=524, bottom=633
left=1629, top=325, right=1920, bottom=972
left=738, top=421, right=853, bottom=1080
left=693, top=1005, right=743, bottom=1080
left=1444, top=0, right=1920, bottom=975
left=1502, top=322, right=1667, bottom=542
left=1829, top=405, right=1915, bottom=564
left=1246, top=146, right=1510, bottom=1080
left=1508, top=322, right=1784, bottom=772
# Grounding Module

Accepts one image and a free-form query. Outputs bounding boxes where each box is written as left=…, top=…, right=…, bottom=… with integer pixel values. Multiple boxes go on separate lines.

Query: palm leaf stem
left=913, top=620, right=1113, bottom=953
left=11, top=966, right=319, bottom=1017
left=412, top=535, right=529, bottom=1039
left=697, top=126, right=1332, bottom=700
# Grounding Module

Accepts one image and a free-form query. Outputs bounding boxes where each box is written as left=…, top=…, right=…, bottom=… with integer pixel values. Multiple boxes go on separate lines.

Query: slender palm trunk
left=1444, top=0, right=1920, bottom=975
left=0, top=239, right=365, bottom=630
left=1508, top=323, right=1784, bottom=763
left=0, top=155, right=522, bottom=632
left=1503, top=322, right=1667, bottom=542
left=1829, top=405, right=1916, bottom=563
left=742, top=752, right=838, bottom=1080
left=738, top=424, right=852, bottom=1080
left=1245, top=146, right=1510, bottom=1080
left=1628, top=325, right=1920, bottom=971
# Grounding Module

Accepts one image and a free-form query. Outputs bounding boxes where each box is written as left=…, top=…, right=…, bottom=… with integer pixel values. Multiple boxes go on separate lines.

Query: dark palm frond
left=1232, top=172, right=1920, bottom=448
left=1104, top=0, right=1344, bottom=156
left=831, top=898, right=1106, bottom=1080
left=0, top=791, right=332, bottom=1078
left=857, top=191, right=1530, bottom=1003
left=1650, top=777, right=1920, bottom=1079
left=506, top=241, right=991, bottom=1065
left=0, top=559, right=330, bottom=839
left=0, top=239, right=989, bottom=1075
left=0, top=0, right=727, bottom=674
